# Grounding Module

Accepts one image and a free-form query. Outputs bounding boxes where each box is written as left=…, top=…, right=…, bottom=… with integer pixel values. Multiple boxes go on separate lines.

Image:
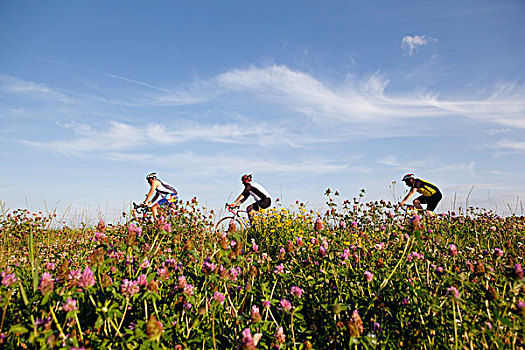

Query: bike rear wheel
left=216, top=216, right=245, bottom=233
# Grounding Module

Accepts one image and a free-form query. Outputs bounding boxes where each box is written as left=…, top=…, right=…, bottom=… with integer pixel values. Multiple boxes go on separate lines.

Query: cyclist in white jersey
left=229, top=174, right=271, bottom=220
left=143, top=172, right=178, bottom=221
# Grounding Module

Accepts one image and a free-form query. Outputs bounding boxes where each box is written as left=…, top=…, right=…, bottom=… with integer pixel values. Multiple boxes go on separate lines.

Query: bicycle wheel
left=215, top=216, right=245, bottom=233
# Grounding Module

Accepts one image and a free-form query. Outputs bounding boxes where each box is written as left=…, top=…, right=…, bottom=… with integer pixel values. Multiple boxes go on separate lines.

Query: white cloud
left=124, top=150, right=357, bottom=176
left=495, top=139, right=525, bottom=152
left=402, top=35, right=437, bottom=55
left=20, top=120, right=302, bottom=154
left=0, top=74, right=74, bottom=103
left=21, top=121, right=143, bottom=155
left=215, top=65, right=525, bottom=130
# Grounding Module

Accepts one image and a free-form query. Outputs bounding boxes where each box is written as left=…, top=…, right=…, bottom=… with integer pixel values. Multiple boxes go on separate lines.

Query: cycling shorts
left=416, top=192, right=442, bottom=211
left=249, top=197, right=271, bottom=212
left=153, top=193, right=178, bottom=206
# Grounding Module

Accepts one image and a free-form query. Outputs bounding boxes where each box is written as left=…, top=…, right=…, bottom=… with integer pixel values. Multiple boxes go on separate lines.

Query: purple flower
left=274, top=326, right=286, bottom=345
left=290, top=286, right=303, bottom=298
left=296, top=236, right=304, bottom=247
left=435, top=266, right=444, bottom=274
left=177, top=275, right=187, bottom=288
left=183, top=302, right=192, bottom=310
left=494, top=248, right=504, bottom=257
left=213, top=292, right=225, bottom=305
left=128, top=223, right=142, bottom=237
left=1, top=272, right=17, bottom=287
left=137, top=274, right=148, bottom=287
left=341, top=248, right=351, bottom=260
left=78, top=267, right=96, bottom=289
left=157, top=266, right=170, bottom=280
left=401, top=297, right=410, bottom=306
left=229, top=267, right=240, bottom=281
left=62, top=298, right=78, bottom=312
left=94, top=232, right=106, bottom=241
left=351, top=221, right=358, bottom=228
left=38, top=272, right=54, bottom=295
left=449, top=244, right=458, bottom=257
left=202, top=260, right=217, bottom=274
left=279, top=299, right=293, bottom=312
left=46, top=262, right=56, bottom=271
left=364, top=271, right=373, bottom=282
left=183, top=284, right=195, bottom=297
left=262, top=300, right=271, bottom=308
left=274, top=264, right=285, bottom=274
left=318, top=245, right=327, bottom=257
left=409, top=214, right=421, bottom=227
left=447, top=286, right=460, bottom=299
left=314, top=217, right=324, bottom=231
left=140, top=259, right=151, bottom=269
left=121, top=279, right=140, bottom=297
left=162, top=222, right=172, bottom=233
left=250, top=305, right=261, bottom=322
left=241, top=328, right=256, bottom=350
left=408, top=251, right=423, bottom=262
left=251, top=241, right=259, bottom=252
left=372, top=322, right=381, bottom=332
left=339, top=220, right=346, bottom=229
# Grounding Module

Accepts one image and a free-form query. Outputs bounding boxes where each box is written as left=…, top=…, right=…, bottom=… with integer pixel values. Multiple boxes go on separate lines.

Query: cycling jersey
left=241, top=181, right=270, bottom=202
left=150, top=179, right=178, bottom=206
left=412, top=178, right=441, bottom=197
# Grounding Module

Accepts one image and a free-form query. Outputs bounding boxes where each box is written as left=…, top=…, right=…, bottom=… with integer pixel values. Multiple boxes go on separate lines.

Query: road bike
left=129, top=202, right=154, bottom=225
left=215, top=204, right=251, bottom=232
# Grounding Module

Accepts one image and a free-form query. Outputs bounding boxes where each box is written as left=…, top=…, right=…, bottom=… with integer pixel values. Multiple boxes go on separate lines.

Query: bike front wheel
left=215, top=216, right=245, bottom=233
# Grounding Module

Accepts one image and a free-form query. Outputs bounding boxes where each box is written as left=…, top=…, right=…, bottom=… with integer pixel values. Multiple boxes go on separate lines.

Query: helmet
left=146, top=172, right=157, bottom=180
left=402, top=173, right=414, bottom=182
left=241, top=174, right=252, bottom=183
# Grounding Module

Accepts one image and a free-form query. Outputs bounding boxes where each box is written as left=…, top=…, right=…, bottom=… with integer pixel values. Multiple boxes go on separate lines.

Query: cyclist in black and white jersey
left=143, top=172, right=178, bottom=221
left=229, top=174, right=271, bottom=219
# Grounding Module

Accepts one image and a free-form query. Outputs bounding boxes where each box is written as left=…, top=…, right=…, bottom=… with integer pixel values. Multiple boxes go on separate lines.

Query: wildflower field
left=0, top=192, right=524, bottom=349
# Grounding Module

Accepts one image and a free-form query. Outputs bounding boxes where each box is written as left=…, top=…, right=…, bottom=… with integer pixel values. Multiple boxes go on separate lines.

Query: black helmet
left=146, top=172, right=157, bottom=181
left=402, top=173, right=414, bottom=182
left=241, top=174, right=252, bottom=183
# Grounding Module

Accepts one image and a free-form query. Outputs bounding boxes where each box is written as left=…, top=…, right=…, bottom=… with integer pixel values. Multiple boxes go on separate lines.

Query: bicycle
left=130, top=202, right=154, bottom=225
left=393, top=204, right=437, bottom=227
left=215, top=204, right=250, bottom=232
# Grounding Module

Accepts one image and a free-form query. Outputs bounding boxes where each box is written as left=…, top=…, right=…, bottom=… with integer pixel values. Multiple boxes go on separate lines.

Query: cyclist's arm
left=230, top=194, right=246, bottom=208
left=398, top=188, right=418, bottom=208
left=144, top=181, right=160, bottom=205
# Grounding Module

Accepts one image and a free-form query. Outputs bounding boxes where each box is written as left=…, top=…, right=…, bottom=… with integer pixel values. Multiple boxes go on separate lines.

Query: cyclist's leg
left=424, top=193, right=442, bottom=218
left=152, top=198, right=169, bottom=221
left=413, top=195, right=426, bottom=210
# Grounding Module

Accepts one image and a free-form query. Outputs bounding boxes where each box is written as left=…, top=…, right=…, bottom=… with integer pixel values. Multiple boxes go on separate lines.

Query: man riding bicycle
left=397, top=174, right=442, bottom=217
left=143, top=172, right=178, bottom=221
left=229, top=174, right=271, bottom=220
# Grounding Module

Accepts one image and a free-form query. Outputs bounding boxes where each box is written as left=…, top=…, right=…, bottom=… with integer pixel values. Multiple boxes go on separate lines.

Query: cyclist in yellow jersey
left=397, top=174, right=442, bottom=217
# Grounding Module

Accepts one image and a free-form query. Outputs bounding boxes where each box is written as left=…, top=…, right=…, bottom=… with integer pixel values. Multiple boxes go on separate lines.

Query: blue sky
left=1, top=0, right=524, bottom=222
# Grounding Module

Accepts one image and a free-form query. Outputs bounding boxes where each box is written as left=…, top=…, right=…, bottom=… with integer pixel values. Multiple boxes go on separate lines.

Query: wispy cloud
left=106, top=73, right=169, bottom=92
left=0, top=74, right=74, bottom=103
left=401, top=35, right=437, bottom=55
left=131, top=150, right=357, bottom=176
left=495, top=139, right=525, bottom=152
left=20, top=120, right=299, bottom=155
left=215, top=65, right=525, bottom=129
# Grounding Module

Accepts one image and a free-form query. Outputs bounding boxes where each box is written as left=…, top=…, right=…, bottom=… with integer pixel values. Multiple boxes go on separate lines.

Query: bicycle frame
left=215, top=205, right=250, bottom=232
left=131, top=202, right=153, bottom=224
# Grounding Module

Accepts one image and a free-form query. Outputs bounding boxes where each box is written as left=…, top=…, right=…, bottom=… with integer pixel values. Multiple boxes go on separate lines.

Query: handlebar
left=133, top=202, right=148, bottom=214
